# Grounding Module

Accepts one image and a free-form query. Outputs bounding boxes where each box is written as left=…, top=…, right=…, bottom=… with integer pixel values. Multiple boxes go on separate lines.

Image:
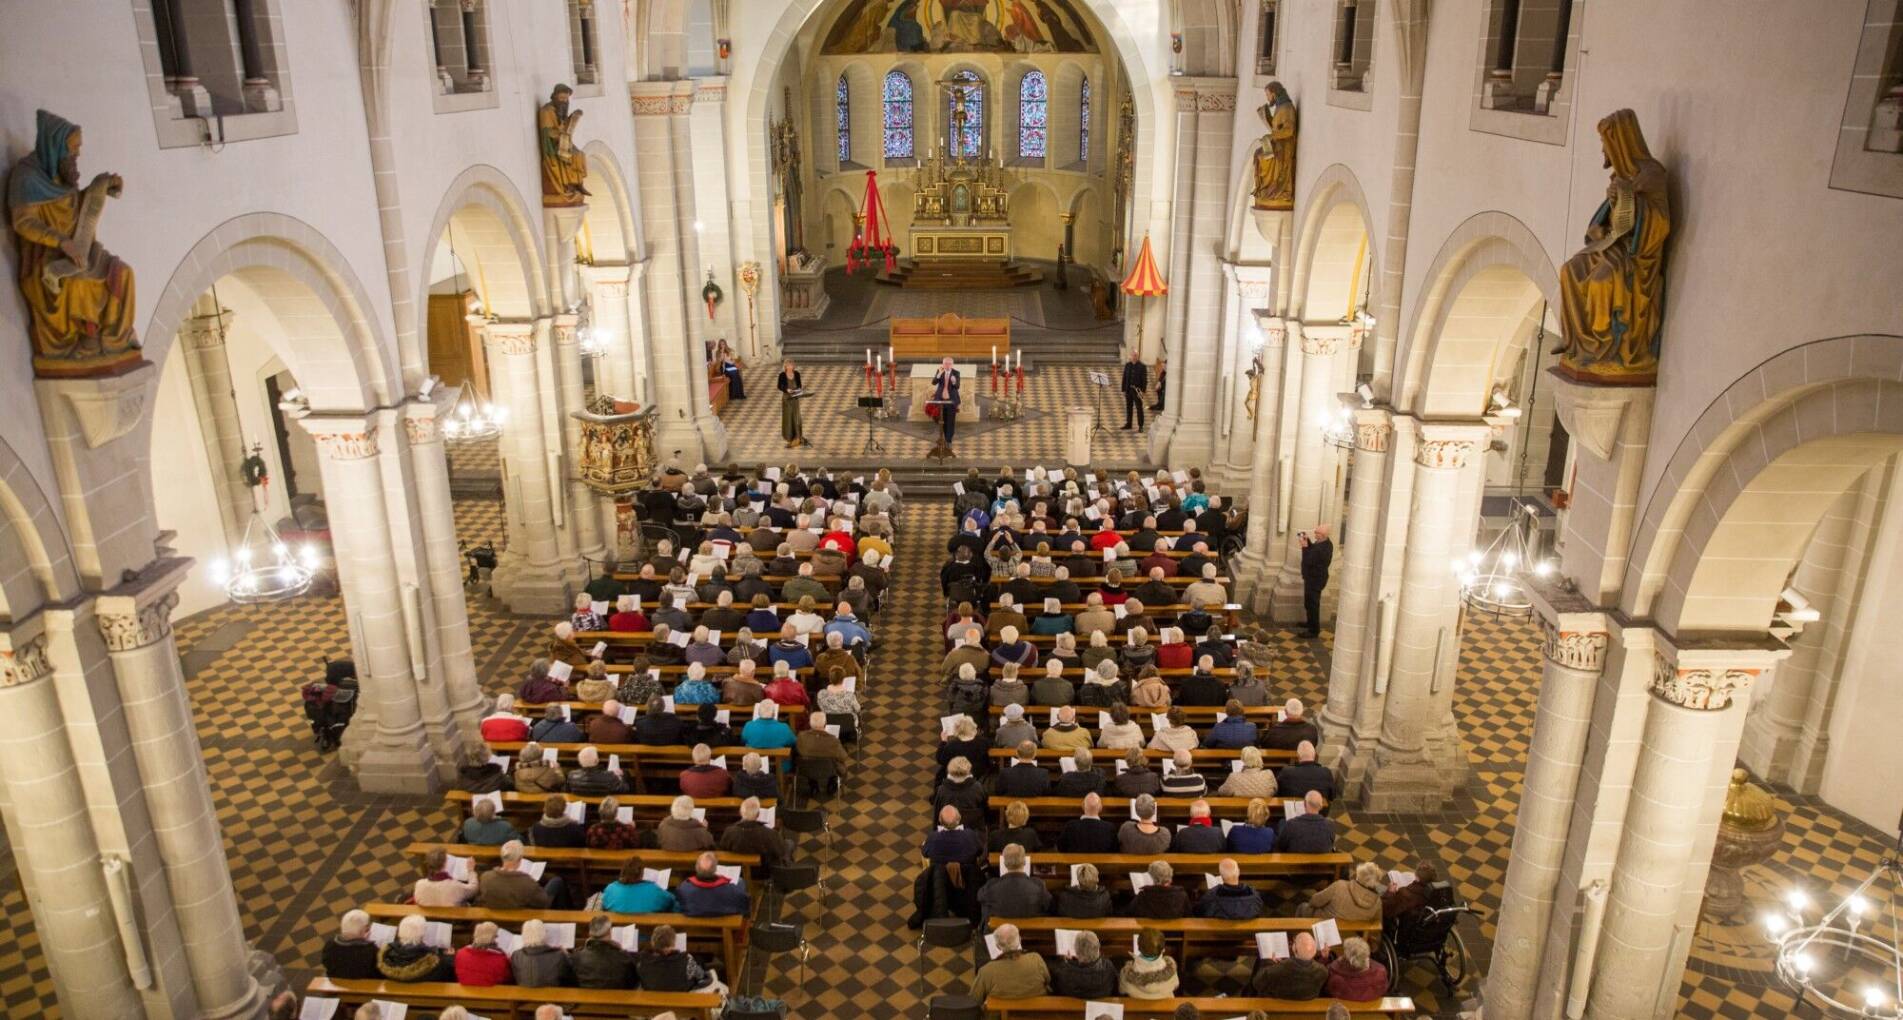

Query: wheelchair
left=1381, top=881, right=1479, bottom=995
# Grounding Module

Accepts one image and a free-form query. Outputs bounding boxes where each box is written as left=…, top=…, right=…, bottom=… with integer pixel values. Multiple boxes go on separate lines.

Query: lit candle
left=866, top=348, right=873, bottom=367
left=876, top=355, right=883, bottom=374
left=991, top=346, right=997, bottom=366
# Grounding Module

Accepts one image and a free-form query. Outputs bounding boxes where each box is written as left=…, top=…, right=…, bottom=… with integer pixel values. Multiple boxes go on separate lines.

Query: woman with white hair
left=936, top=713, right=988, bottom=781
left=570, top=593, right=604, bottom=632
left=1325, top=936, right=1391, bottom=1000
left=656, top=794, right=715, bottom=851
left=1218, top=745, right=1280, bottom=799
left=377, top=913, right=453, bottom=982
left=453, top=921, right=511, bottom=987
left=733, top=751, right=780, bottom=799
left=933, top=755, right=987, bottom=823
left=1307, top=860, right=1387, bottom=923
left=510, top=917, right=574, bottom=987
left=322, top=909, right=379, bottom=978
left=1080, top=629, right=1118, bottom=673
left=1050, top=928, right=1119, bottom=998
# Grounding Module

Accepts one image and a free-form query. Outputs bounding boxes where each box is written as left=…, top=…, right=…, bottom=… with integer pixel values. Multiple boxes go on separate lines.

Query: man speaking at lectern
left=932, top=356, right=963, bottom=445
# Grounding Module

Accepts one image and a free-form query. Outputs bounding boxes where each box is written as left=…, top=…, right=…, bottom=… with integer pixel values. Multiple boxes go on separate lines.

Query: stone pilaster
left=1152, top=77, right=1237, bottom=468
left=1548, top=374, right=1655, bottom=605
left=1269, top=323, right=1355, bottom=622
left=551, top=314, right=607, bottom=566
left=35, top=361, right=161, bottom=588
left=1234, top=313, right=1289, bottom=610
left=481, top=320, right=575, bottom=614
left=95, top=561, right=269, bottom=1019
left=177, top=301, right=255, bottom=546
left=401, top=392, right=488, bottom=747
left=299, top=416, right=440, bottom=793
left=582, top=262, right=645, bottom=406
left=1211, top=264, right=1276, bottom=485
left=1318, top=407, right=1392, bottom=766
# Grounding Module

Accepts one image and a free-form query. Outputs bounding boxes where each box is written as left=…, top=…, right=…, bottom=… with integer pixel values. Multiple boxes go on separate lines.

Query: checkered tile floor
left=0, top=498, right=1886, bottom=1019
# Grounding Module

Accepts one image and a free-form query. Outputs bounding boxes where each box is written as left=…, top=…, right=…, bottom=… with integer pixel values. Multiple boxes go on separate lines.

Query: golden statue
left=1251, top=82, right=1297, bottom=212
left=1552, top=109, right=1672, bottom=385
left=538, top=84, right=590, bottom=207
left=8, top=109, right=141, bottom=377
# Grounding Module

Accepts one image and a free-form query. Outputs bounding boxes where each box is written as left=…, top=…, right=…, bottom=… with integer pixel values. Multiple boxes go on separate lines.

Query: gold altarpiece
left=909, top=152, right=1013, bottom=260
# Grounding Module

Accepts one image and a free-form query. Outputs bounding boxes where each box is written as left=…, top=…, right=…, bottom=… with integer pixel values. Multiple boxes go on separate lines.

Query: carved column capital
left=1299, top=328, right=1348, bottom=357
left=181, top=309, right=232, bottom=351
left=1650, top=655, right=1757, bottom=711
left=305, top=425, right=380, bottom=461
left=97, top=591, right=180, bottom=653
left=403, top=414, right=442, bottom=446
left=552, top=313, right=580, bottom=347
left=1413, top=438, right=1475, bottom=469
left=0, top=632, right=54, bottom=688
left=1253, top=312, right=1288, bottom=346
left=484, top=322, right=539, bottom=356
left=1352, top=408, right=1393, bottom=453
left=1539, top=618, right=1609, bottom=672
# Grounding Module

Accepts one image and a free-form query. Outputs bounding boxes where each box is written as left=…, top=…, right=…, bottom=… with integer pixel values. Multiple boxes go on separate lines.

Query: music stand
left=1087, top=370, right=1114, bottom=439
left=856, top=395, right=886, bottom=455
left=925, top=399, right=957, bottom=463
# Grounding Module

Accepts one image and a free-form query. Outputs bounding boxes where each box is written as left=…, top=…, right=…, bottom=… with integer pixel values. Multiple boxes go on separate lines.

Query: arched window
left=882, top=70, right=914, bottom=159
left=947, top=69, right=984, bottom=159
left=1018, top=69, right=1048, bottom=158
left=1078, top=76, right=1092, bottom=163
left=836, top=73, right=851, bottom=163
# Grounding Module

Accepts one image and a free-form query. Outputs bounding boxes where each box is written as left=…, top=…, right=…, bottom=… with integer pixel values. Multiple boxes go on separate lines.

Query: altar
left=910, top=225, right=1012, bottom=261
left=908, top=362, right=983, bottom=423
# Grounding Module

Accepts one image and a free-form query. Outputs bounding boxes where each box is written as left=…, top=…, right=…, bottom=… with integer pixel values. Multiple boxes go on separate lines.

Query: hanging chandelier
left=1319, top=405, right=1356, bottom=449
left=1455, top=498, right=1552, bottom=616
left=212, top=510, right=317, bottom=604
left=1762, top=824, right=1903, bottom=1019
left=442, top=387, right=505, bottom=440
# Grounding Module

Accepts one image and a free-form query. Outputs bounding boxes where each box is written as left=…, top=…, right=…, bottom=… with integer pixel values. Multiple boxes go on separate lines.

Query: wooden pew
left=985, top=851, right=1351, bottom=891
left=986, top=795, right=1288, bottom=836
left=484, top=742, right=790, bottom=796
left=405, top=842, right=764, bottom=898
left=444, top=790, right=772, bottom=828
left=989, top=915, right=1384, bottom=964
left=985, top=746, right=1293, bottom=769
left=515, top=699, right=807, bottom=728
left=986, top=704, right=1281, bottom=726
left=985, top=995, right=1415, bottom=1019
left=307, top=977, right=722, bottom=1020
left=359, top=903, right=745, bottom=983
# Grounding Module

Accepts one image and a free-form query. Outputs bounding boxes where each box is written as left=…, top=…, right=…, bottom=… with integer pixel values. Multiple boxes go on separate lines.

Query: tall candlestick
left=876, top=355, right=883, bottom=374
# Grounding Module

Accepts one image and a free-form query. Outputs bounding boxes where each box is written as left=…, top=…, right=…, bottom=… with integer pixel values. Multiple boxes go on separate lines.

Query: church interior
left=2, top=1, right=1903, bottom=1018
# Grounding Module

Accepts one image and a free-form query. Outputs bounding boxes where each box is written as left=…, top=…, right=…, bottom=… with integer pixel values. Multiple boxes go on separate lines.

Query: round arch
left=145, top=214, right=395, bottom=413
left=415, top=165, right=551, bottom=325
left=0, top=438, right=80, bottom=618
left=729, top=0, right=1172, bottom=343
left=1280, top=163, right=1377, bottom=318
left=1392, top=211, right=1560, bottom=415
left=580, top=142, right=639, bottom=263
left=1623, top=334, right=1903, bottom=632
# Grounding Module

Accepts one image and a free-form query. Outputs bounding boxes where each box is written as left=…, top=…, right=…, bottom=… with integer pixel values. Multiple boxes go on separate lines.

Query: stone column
left=1365, top=423, right=1488, bottom=811
left=1584, top=647, right=1766, bottom=1020
left=583, top=263, right=642, bottom=405
left=1318, top=407, right=1392, bottom=762
left=177, top=299, right=254, bottom=545
left=551, top=314, right=607, bottom=565
left=299, top=418, right=440, bottom=793
left=1152, top=77, right=1237, bottom=468
left=688, top=78, right=741, bottom=348
left=1214, top=265, right=1275, bottom=486
left=402, top=394, right=487, bottom=743
left=1485, top=593, right=1609, bottom=1020
left=0, top=622, right=148, bottom=1019
left=1269, top=323, right=1352, bottom=622
left=1235, top=314, right=1289, bottom=609
left=482, top=320, right=573, bottom=614
left=94, top=563, right=267, bottom=1019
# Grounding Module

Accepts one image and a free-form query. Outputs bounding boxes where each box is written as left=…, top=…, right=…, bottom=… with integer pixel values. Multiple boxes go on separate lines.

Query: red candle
left=1017, top=364, right=1025, bottom=394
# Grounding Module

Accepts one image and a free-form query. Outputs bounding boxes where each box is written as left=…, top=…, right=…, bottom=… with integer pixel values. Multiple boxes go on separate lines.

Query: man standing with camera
left=1299, top=524, right=1333, bottom=639
left=1120, top=348, right=1149, bottom=430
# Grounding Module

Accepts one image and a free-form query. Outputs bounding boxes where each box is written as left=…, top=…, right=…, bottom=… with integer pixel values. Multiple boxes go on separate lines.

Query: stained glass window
left=1079, top=77, right=1092, bottom=163
left=947, top=70, right=983, bottom=159
left=882, top=70, right=914, bottom=159
left=836, top=74, right=850, bottom=163
left=1018, top=69, right=1048, bottom=158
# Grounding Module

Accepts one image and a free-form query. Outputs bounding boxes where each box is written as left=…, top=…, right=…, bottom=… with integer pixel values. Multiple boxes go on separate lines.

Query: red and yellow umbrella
left=1120, top=233, right=1168, bottom=350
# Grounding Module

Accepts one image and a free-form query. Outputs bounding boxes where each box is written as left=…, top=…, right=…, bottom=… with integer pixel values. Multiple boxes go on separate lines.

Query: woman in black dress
left=715, top=338, right=746, bottom=399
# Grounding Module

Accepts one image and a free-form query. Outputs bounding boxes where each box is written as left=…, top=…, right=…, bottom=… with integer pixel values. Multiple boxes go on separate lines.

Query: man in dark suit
left=932, top=357, right=962, bottom=444
left=1120, top=349, right=1149, bottom=430
left=1299, top=523, right=1334, bottom=639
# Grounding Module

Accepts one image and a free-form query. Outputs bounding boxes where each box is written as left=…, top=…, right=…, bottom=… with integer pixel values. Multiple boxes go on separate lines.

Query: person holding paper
left=742, top=701, right=797, bottom=763
left=681, top=628, right=725, bottom=669
left=633, top=696, right=689, bottom=747
left=673, top=662, right=722, bottom=707
left=572, top=913, right=639, bottom=990
left=567, top=746, right=629, bottom=797
left=510, top=918, right=574, bottom=988
left=585, top=796, right=641, bottom=850
left=1384, top=862, right=1438, bottom=919
left=1118, top=925, right=1179, bottom=998
left=1025, top=659, right=1070, bottom=708
left=929, top=356, right=962, bottom=445
left=1049, top=929, right=1119, bottom=998
left=321, top=910, right=380, bottom=979
left=573, top=660, right=617, bottom=704
left=730, top=752, right=777, bottom=800
left=685, top=702, right=737, bottom=748
left=1307, top=861, right=1386, bottom=923
left=699, top=590, right=745, bottom=634
left=821, top=601, right=871, bottom=649
left=1171, top=800, right=1227, bottom=853
left=1057, top=793, right=1119, bottom=854
left=1277, top=741, right=1337, bottom=804
left=991, top=703, right=1038, bottom=749
left=377, top=913, right=455, bottom=982
left=995, top=741, right=1051, bottom=797
left=1150, top=710, right=1201, bottom=757
left=1042, top=707, right=1092, bottom=752
left=766, top=627, right=816, bottom=675
left=512, top=742, right=568, bottom=795
left=935, top=715, right=988, bottom=782
left=678, top=743, right=733, bottom=798
left=570, top=592, right=606, bottom=632
left=479, top=693, right=531, bottom=743
left=1203, top=700, right=1261, bottom=750
left=988, top=800, right=1043, bottom=854
left=1112, top=747, right=1163, bottom=798
left=719, top=660, right=766, bottom=708
left=1217, top=746, right=1280, bottom=799
left=1267, top=698, right=1323, bottom=752
left=1299, top=524, right=1334, bottom=639
left=726, top=627, right=770, bottom=670
left=673, top=851, right=749, bottom=916
left=461, top=796, right=521, bottom=846
left=453, top=922, right=513, bottom=987
left=600, top=856, right=678, bottom=913
left=1129, top=861, right=1192, bottom=919
left=1052, top=863, right=1112, bottom=919
left=816, top=672, right=862, bottom=734
left=1130, top=568, right=1177, bottom=611
left=529, top=794, right=589, bottom=848
left=717, top=796, right=787, bottom=870
left=548, top=620, right=587, bottom=663
left=1118, top=795, right=1173, bottom=855
left=776, top=359, right=806, bottom=447
left=530, top=704, right=584, bottom=745
left=1093, top=704, right=1143, bottom=754
left=518, top=659, right=570, bottom=706
left=1274, top=791, right=1338, bottom=854
left=968, top=923, right=1050, bottom=1001
left=1250, top=930, right=1329, bottom=1000
left=414, top=848, right=479, bottom=906
left=657, top=795, right=717, bottom=852
left=584, top=700, right=635, bottom=745
left=977, top=843, right=1052, bottom=921
left=1053, top=748, right=1105, bottom=798
left=763, top=661, right=810, bottom=710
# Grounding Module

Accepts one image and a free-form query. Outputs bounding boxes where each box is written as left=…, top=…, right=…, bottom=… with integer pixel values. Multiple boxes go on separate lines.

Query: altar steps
left=877, top=258, right=1043, bottom=289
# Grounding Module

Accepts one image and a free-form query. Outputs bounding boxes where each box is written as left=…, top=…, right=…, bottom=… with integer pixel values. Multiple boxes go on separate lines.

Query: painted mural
left=822, top=0, right=1096, bottom=54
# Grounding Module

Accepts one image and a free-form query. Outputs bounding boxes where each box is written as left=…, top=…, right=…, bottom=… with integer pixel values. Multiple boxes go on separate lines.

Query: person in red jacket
left=763, top=662, right=810, bottom=709
left=479, top=693, right=531, bottom=742
left=818, top=519, right=857, bottom=560
left=608, top=596, right=650, bottom=633
left=1324, top=936, right=1390, bottom=1000
left=1154, top=627, right=1193, bottom=669
left=678, top=743, right=734, bottom=798
left=454, top=921, right=513, bottom=986
left=1088, top=520, right=1122, bottom=551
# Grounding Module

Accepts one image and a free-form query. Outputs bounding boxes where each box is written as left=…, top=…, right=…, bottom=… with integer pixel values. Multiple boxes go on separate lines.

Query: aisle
left=747, top=501, right=955, bottom=1014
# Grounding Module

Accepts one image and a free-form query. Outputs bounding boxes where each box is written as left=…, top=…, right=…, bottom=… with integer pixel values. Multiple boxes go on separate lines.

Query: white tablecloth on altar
left=906, top=363, right=982, bottom=423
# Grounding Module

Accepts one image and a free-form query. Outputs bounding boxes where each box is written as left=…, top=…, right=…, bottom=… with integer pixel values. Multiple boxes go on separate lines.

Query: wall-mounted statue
left=1251, top=82, right=1297, bottom=212
left=8, top=109, right=141, bottom=377
left=538, top=84, right=591, bottom=207
left=1552, top=109, right=1672, bottom=385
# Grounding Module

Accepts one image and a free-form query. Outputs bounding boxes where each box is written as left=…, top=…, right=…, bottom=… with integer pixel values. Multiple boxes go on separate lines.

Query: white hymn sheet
left=1083, top=1004, right=1123, bottom=1020
left=543, top=922, right=577, bottom=949
left=1127, top=871, right=1154, bottom=891
left=298, top=997, right=340, bottom=1020
left=367, top=923, right=396, bottom=947
left=366, top=1002, right=407, bottom=1020
left=591, top=641, right=607, bottom=658
left=1256, top=931, right=1290, bottom=960
left=565, top=799, right=587, bottom=823
left=617, top=806, right=634, bottom=825
left=548, top=660, right=573, bottom=682
left=716, top=864, right=742, bottom=883
left=519, top=859, right=547, bottom=881
left=474, top=791, right=505, bottom=815
left=1053, top=928, right=1081, bottom=957
left=1283, top=799, right=1306, bottom=819
left=642, top=868, right=672, bottom=888
left=1312, top=917, right=1343, bottom=949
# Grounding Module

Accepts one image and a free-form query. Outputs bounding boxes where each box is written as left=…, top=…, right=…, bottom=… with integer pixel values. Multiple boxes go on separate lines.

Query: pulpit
left=572, top=397, right=657, bottom=495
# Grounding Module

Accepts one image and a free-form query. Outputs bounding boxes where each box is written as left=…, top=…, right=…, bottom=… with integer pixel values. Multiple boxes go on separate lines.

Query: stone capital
left=401, top=385, right=461, bottom=447
left=94, top=557, right=192, bottom=653
left=1252, top=312, right=1288, bottom=347
left=1298, top=323, right=1351, bottom=357
left=629, top=81, right=693, bottom=116
left=181, top=308, right=232, bottom=351
left=1351, top=407, right=1393, bottom=453
left=1649, top=635, right=1789, bottom=711
left=1412, top=423, right=1489, bottom=469
left=581, top=263, right=634, bottom=294
left=0, top=622, right=54, bottom=689
left=299, top=416, right=381, bottom=461
left=484, top=321, right=539, bottom=357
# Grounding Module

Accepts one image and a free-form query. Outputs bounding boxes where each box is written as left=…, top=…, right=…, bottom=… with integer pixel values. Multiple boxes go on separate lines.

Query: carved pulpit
left=572, top=395, right=657, bottom=495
